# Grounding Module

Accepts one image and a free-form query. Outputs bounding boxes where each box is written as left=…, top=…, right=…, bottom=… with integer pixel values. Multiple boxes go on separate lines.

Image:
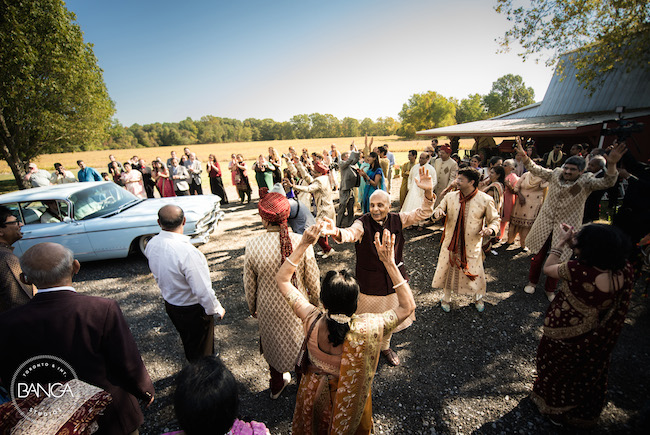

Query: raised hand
left=415, top=166, right=433, bottom=192
left=374, top=229, right=396, bottom=266
left=514, top=136, right=526, bottom=158
left=606, top=141, right=628, bottom=165
left=320, top=216, right=338, bottom=237
left=301, top=223, right=323, bottom=246
left=557, top=222, right=576, bottom=247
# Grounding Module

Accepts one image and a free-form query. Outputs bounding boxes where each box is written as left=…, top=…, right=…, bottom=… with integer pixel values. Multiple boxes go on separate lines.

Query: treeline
left=101, top=114, right=401, bottom=150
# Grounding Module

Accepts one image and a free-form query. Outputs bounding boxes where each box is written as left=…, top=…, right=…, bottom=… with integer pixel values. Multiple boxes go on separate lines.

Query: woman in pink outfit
left=502, top=159, right=520, bottom=241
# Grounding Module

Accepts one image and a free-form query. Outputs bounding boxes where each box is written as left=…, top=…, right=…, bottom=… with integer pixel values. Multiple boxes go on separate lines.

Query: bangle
left=285, top=258, right=298, bottom=268
left=548, top=248, right=563, bottom=257
left=392, top=279, right=407, bottom=289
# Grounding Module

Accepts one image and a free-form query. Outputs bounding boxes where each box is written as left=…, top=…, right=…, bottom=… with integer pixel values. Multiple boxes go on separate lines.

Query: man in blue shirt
left=77, top=160, right=102, bottom=182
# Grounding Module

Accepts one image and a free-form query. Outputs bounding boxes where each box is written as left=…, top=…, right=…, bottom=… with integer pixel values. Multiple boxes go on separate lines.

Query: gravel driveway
left=74, top=185, right=650, bottom=434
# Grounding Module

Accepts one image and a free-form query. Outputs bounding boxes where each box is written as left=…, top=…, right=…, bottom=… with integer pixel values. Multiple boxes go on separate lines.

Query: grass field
left=0, top=136, right=476, bottom=193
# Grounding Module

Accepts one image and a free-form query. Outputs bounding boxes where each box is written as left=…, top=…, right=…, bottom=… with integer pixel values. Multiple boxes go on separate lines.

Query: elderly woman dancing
left=276, top=225, right=415, bottom=435
left=531, top=223, right=634, bottom=427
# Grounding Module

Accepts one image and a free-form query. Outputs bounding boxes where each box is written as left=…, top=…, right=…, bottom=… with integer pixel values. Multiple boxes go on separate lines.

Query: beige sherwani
left=244, top=231, right=321, bottom=372
left=524, top=159, right=617, bottom=261
left=292, top=175, right=335, bottom=221
left=433, top=158, right=459, bottom=208
left=432, top=190, right=500, bottom=297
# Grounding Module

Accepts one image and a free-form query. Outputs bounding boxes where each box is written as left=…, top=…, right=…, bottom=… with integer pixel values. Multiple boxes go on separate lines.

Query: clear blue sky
left=65, top=0, right=555, bottom=127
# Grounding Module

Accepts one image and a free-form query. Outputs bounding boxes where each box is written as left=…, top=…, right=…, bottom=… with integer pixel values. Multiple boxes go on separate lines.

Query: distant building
left=417, top=52, right=650, bottom=162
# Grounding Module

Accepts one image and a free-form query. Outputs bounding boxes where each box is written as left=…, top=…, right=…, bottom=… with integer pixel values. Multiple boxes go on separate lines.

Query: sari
left=357, top=162, right=370, bottom=206
left=531, top=260, right=634, bottom=427
left=155, top=168, right=176, bottom=197
left=286, top=288, right=399, bottom=435
left=361, top=167, right=384, bottom=214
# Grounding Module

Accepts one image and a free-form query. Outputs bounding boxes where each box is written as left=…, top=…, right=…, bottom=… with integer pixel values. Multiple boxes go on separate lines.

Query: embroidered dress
left=286, top=288, right=399, bottom=435
left=531, top=260, right=634, bottom=426
left=510, top=172, right=547, bottom=228
left=433, top=158, right=459, bottom=208
left=503, top=172, right=520, bottom=224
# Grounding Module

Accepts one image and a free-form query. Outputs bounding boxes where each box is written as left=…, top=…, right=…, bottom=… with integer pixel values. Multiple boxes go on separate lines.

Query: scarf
left=447, top=188, right=479, bottom=281
left=546, top=150, right=563, bottom=167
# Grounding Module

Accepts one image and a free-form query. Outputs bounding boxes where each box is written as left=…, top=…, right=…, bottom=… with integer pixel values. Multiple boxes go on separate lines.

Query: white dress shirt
left=144, top=231, right=224, bottom=316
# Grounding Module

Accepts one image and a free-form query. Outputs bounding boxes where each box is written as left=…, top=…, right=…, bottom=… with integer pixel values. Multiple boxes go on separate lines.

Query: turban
left=258, top=188, right=293, bottom=268
left=314, top=161, right=329, bottom=175
left=440, top=144, right=452, bottom=154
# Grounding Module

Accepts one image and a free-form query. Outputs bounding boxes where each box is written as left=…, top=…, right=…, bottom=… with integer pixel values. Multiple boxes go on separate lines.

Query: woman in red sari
left=532, top=223, right=634, bottom=427
left=276, top=225, right=415, bottom=435
left=152, top=160, right=176, bottom=198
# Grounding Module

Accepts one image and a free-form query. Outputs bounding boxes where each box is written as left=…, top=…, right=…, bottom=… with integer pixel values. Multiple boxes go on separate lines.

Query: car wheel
left=138, top=234, right=154, bottom=255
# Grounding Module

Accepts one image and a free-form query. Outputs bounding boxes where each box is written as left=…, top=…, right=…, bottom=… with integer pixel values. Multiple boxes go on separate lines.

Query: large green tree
left=455, top=94, right=488, bottom=124
left=0, top=0, right=115, bottom=188
left=495, top=0, right=650, bottom=89
left=398, top=91, right=456, bottom=138
left=482, top=74, right=535, bottom=117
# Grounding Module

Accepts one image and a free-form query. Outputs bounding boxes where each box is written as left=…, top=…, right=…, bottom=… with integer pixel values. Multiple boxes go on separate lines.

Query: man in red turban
left=244, top=188, right=321, bottom=399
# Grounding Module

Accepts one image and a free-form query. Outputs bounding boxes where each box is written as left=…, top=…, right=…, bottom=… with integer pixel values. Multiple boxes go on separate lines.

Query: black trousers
left=209, top=176, right=229, bottom=204
left=189, top=180, right=203, bottom=195
left=164, top=302, right=214, bottom=362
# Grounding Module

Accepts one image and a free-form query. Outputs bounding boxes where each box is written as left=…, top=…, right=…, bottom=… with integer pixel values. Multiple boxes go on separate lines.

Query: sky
left=65, top=0, right=555, bottom=127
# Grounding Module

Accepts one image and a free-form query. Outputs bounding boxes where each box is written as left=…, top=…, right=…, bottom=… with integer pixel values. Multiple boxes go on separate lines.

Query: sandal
left=381, top=348, right=400, bottom=366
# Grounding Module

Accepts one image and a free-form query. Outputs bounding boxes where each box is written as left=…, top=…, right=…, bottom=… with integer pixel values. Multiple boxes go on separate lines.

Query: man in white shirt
left=51, top=163, right=77, bottom=184
left=145, top=205, right=225, bottom=362
left=24, top=163, right=52, bottom=187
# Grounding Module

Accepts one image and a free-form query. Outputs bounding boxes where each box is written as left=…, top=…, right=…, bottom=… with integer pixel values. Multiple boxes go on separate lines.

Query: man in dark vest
left=323, top=166, right=434, bottom=366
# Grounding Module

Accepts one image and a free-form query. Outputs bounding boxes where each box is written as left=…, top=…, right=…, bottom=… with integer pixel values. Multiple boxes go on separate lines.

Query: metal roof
left=416, top=109, right=650, bottom=137
left=417, top=51, right=650, bottom=136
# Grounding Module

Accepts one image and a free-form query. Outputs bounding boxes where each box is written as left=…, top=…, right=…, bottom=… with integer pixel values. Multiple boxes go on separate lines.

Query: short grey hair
left=369, top=189, right=390, bottom=204
left=20, top=243, right=74, bottom=289
left=341, top=152, right=350, bottom=159
left=503, top=159, right=516, bottom=167
left=591, top=155, right=606, bottom=169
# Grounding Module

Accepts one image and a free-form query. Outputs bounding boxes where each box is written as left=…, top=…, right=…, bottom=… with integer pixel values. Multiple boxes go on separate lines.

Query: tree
left=0, top=0, right=114, bottom=188
left=455, top=94, right=488, bottom=124
left=482, top=74, right=535, bottom=117
left=341, top=117, right=360, bottom=137
left=398, top=91, right=456, bottom=138
left=495, top=0, right=650, bottom=89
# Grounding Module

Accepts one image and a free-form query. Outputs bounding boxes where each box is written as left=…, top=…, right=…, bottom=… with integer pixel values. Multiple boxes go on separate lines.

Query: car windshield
left=70, top=183, right=138, bottom=220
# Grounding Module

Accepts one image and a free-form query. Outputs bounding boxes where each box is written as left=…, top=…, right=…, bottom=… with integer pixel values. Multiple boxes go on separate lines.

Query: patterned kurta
left=433, top=158, right=459, bottom=208
left=244, top=231, right=321, bottom=372
left=431, top=190, right=501, bottom=296
left=524, top=159, right=617, bottom=261
left=0, top=245, right=34, bottom=313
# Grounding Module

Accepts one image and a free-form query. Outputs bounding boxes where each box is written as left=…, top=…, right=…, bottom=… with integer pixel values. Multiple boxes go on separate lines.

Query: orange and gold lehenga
left=286, top=288, right=399, bottom=435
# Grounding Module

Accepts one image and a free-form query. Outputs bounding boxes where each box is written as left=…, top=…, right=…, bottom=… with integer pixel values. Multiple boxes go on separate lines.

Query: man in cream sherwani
left=431, top=167, right=500, bottom=313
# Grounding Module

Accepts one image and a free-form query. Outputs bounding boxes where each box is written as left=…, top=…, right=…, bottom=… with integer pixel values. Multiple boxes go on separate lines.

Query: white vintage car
left=0, top=181, right=225, bottom=261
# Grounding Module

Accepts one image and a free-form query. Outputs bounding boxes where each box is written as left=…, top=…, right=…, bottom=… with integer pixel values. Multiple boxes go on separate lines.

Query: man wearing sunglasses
left=0, top=206, right=33, bottom=313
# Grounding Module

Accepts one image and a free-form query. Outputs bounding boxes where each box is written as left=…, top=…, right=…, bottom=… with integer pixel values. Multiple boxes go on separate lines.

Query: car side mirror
left=63, top=216, right=72, bottom=223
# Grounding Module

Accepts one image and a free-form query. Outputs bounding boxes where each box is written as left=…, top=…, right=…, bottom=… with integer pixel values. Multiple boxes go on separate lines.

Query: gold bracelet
left=548, top=248, right=563, bottom=256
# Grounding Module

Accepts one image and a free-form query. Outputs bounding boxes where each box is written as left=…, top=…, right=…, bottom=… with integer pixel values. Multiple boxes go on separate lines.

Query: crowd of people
left=2, top=134, right=648, bottom=434
left=23, top=147, right=231, bottom=203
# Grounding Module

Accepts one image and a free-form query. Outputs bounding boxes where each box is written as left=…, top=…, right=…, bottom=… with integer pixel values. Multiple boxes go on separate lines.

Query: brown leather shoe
left=381, top=348, right=400, bottom=366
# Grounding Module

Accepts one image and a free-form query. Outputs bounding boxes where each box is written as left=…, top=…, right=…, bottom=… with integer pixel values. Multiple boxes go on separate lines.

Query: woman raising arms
left=276, top=225, right=415, bottom=434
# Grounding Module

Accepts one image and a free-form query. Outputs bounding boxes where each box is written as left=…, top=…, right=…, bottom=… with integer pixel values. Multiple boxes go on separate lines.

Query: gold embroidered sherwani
left=244, top=231, right=321, bottom=372
left=432, top=190, right=500, bottom=297
left=524, top=159, right=617, bottom=261
left=433, top=158, right=459, bottom=208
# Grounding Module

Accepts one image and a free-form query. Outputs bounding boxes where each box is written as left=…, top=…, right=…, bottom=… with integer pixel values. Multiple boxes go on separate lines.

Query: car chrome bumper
left=190, top=208, right=225, bottom=245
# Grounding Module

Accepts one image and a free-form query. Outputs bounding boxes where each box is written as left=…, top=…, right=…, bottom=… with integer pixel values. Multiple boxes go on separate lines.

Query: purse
left=295, top=312, right=322, bottom=375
